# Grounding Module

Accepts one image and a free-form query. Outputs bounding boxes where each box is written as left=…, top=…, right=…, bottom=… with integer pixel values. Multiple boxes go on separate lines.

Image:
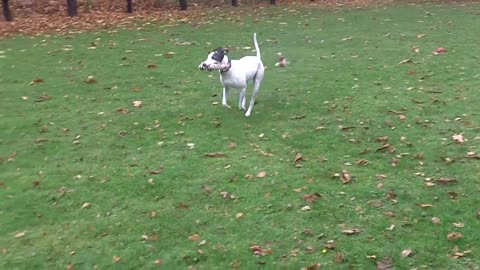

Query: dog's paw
left=222, top=103, right=231, bottom=109
left=245, top=111, right=251, bottom=117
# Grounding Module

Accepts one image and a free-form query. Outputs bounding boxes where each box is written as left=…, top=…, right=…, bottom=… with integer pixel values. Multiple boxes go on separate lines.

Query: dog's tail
left=254, top=33, right=261, bottom=59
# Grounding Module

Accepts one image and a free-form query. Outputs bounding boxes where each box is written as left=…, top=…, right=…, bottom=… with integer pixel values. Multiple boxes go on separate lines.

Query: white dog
left=199, top=33, right=265, bottom=117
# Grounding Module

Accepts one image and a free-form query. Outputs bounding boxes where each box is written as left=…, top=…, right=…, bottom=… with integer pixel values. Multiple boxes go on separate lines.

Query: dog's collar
left=220, top=58, right=232, bottom=73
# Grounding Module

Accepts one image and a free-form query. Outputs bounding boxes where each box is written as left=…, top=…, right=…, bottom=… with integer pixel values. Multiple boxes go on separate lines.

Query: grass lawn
left=1, top=2, right=480, bottom=269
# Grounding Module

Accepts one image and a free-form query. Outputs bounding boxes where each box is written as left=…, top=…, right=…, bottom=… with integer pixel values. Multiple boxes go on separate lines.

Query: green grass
left=1, top=3, right=480, bottom=269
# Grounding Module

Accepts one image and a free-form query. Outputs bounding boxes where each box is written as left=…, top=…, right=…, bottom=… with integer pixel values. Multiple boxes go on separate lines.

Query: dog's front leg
left=222, top=87, right=231, bottom=109
left=239, top=88, right=247, bottom=110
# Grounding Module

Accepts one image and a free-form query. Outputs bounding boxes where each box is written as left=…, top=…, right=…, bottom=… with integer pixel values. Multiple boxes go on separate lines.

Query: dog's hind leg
left=222, top=87, right=231, bottom=109
left=239, top=88, right=247, bottom=110
left=245, top=82, right=261, bottom=117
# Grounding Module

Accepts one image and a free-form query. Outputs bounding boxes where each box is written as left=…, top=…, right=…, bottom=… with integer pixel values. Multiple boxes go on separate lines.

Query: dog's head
left=198, top=47, right=230, bottom=71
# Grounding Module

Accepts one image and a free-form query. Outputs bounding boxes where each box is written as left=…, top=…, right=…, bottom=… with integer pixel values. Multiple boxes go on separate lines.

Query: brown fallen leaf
left=324, top=240, right=336, bottom=250
left=66, top=263, right=74, bottom=270
left=147, top=64, right=158, bottom=69
left=384, top=211, right=396, bottom=218
left=341, top=228, right=360, bottom=235
left=154, top=259, right=163, bottom=266
left=294, top=152, right=303, bottom=163
left=399, top=59, right=412, bottom=64
left=250, top=245, right=273, bottom=256
left=452, top=134, right=465, bottom=144
left=113, top=255, right=121, bottom=263
left=257, top=171, right=267, bottom=178
left=401, top=249, right=414, bottom=257
left=14, top=231, right=26, bottom=238
left=302, top=262, right=321, bottom=270
left=81, top=202, right=91, bottom=209
left=149, top=166, right=164, bottom=174
left=335, top=251, right=345, bottom=263
left=376, top=136, right=389, bottom=142
left=31, top=78, right=44, bottom=84
left=117, top=108, right=129, bottom=114
left=447, top=232, right=464, bottom=241
left=235, top=212, right=245, bottom=219
left=356, top=159, right=370, bottom=166
left=386, top=190, right=397, bottom=201
left=432, top=217, right=441, bottom=224
left=177, top=202, right=188, bottom=209
left=290, top=115, right=306, bottom=120
left=451, top=246, right=472, bottom=259
left=376, top=257, right=394, bottom=270
left=436, top=177, right=457, bottom=184
left=303, top=193, right=322, bottom=202
left=188, top=234, right=201, bottom=241
left=416, top=204, right=433, bottom=209
left=85, top=75, right=97, bottom=84
left=204, top=152, right=226, bottom=158
left=339, top=170, right=352, bottom=184
left=201, top=185, right=212, bottom=193
left=228, top=142, right=237, bottom=149
left=35, top=94, right=51, bottom=102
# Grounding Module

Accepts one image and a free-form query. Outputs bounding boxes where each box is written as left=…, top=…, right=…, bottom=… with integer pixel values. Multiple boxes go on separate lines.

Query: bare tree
left=126, top=0, right=133, bottom=13
left=232, top=0, right=238, bottom=6
left=67, top=0, right=77, bottom=17
left=2, top=0, right=12, bottom=21
left=179, top=0, right=187, bottom=10
left=270, top=0, right=276, bottom=4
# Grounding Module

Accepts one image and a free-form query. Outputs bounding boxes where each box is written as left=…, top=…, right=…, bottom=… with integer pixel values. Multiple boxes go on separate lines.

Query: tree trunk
left=67, top=0, right=77, bottom=17
left=2, top=0, right=12, bottom=21
left=179, top=0, right=187, bottom=10
left=232, top=0, right=237, bottom=7
left=270, top=0, right=276, bottom=4
left=126, top=0, right=133, bottom=13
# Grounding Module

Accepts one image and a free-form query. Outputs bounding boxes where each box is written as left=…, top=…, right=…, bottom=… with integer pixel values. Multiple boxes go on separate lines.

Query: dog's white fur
left=199, top=33, right=265, bottom=117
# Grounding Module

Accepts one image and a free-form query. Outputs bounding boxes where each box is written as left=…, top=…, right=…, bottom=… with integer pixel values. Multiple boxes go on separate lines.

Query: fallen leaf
left=147, top=64, right=158, bottom=69
left=452, top=134, right=465, bottom=144
left=67, top=263, right=74, bottom=270
left=250, top=245, right=273, bottom=256
left=201, top=185, right=212, bottom=193
left=204, top=152, right=226, bottom=158
left=324, top=240, right=336, bottom=250
left=294, top=152, right=303, bottom=162
left=434, top=47, right=447, bottom=54
left=132, top=100, right=143, bottom=107
left=447, top=232, right=464, bottom=241
left=303, top=193, right=322, bottom=202
left=188, top=234, right=201, bottom=241
left=356, top=159, right=370, bottom=166
left=339, top=170, right=352, bottom=184
left=453, top=223, right=464, bottom=228
left=113, top=255, right=121, bottom=263
left=14, top=231, right=26, bottom=238
left=117, top=108, right=129, bottom=114
left=154, top=259, right=163, bottom=266
left=436, top=177, right=457, bottom=184
left=301, top=205, right=312, bottom=211
left=384, top=211, right=396, bottom=218
left=335, top=251, right=345, bottom=263
left=376, top=257, right=394, bottom=270
left=341, top=36, right=353, bottom=41
left=235, top=212, right=245, bottom=219
left=416, top=204, right=433, bottom=209
left=81, top=202, right=91, bottom=209
left=399, top=59, right=412, bottom=64
left=341, top=228, right=360, bottom=235
left=35, top=94, right=51, bottom=102
left=376, top=136, right=389, bottom=142
left=302, top=262, right=321, bottom=270
left=177, top=202, right=188, bottom=209
left=432, top=217, right=441, bottom=224
left=149, top=166, right=164, bottom=174
left=2, top=248, right=6, bottom=255
left=31, top=78, right=44, bottom=84
left=85, top=75, right=97, bottom=84
left=401, top=249, right=414, bottom=257
left=256, top=171, right=267, bottom=178
left=228, top=142, right=237, bottom=149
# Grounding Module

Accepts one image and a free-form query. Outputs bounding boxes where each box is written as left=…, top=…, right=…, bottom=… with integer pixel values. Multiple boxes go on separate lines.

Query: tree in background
left=270, top=0, right=276, bottom=4
left=180, top=0, right=187, bottom=10
left=67, top=0, right=77, bottom=17
left=127, top=0, right=133, bottom=13
left=232, top=0, right=238, bottom=7
left=2, top=0, right=12, bottom=21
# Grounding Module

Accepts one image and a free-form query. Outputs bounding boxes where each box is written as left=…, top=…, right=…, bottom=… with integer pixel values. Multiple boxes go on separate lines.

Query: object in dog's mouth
left=205, top=63, right=229, bottom=71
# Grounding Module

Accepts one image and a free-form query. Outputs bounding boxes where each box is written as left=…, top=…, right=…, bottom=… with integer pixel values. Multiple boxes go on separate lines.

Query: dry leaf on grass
left=447, top=232, right=464, bottom=241
left=301, top=263, right=321, bottom=270
left=113, top=255, right=121, bottom=263
left=132, top=100, right=143, bottom=107
left=339, top=170, right=352, bottom=184
left=303, top=193, right=322, bottom=202
left=204, top=152, right=226, bottom=158
left=376, top=257, right=394, bottom=270
left=188, top=234, right=201, bottom=241
left=341, top=228, right=361, bottom=235
left=81, top=202, right=91, bottom=209
left=401, top=249, right=414, bottom=257
left=452, top=134, right=465, bottom=144
left=250, top=245, right=273, bottom=256
left=432, top=217, right=441, bottom=224
left=256, top=171, right=267, bottom=178
left=436, top=177, right=457, bottom=184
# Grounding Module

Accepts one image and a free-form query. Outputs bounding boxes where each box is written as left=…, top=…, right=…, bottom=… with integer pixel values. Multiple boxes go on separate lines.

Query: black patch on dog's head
left=211, top=47, right=228, bottom=62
